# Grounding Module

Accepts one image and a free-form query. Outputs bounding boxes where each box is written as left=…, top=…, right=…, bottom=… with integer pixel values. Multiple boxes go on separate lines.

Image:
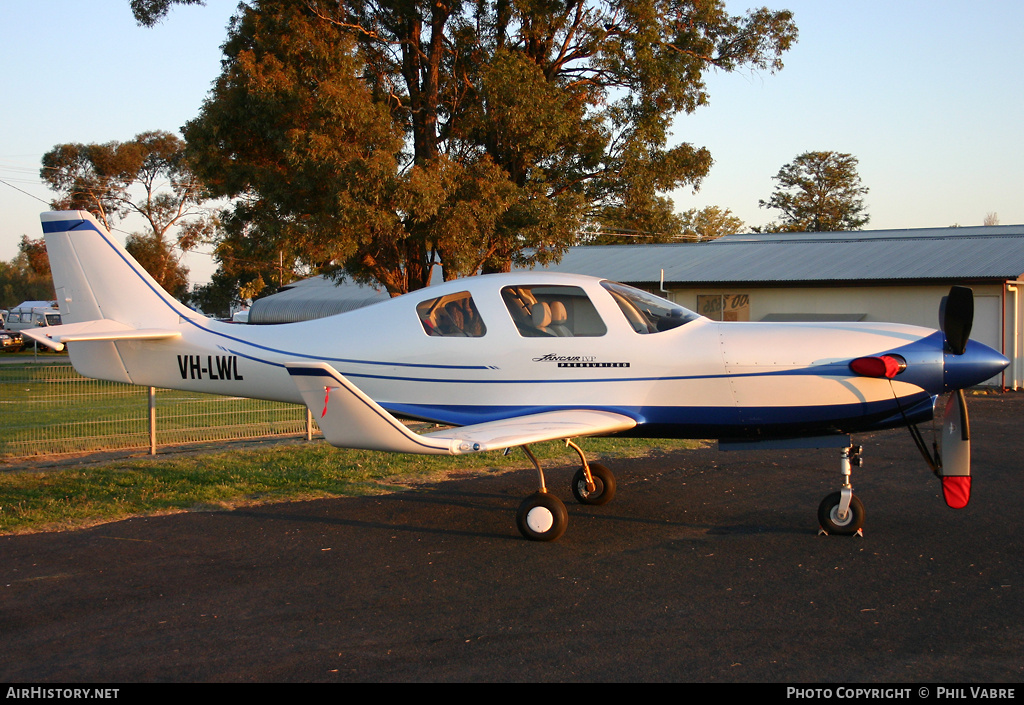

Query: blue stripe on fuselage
left=384, top=391, right=935, bottom=439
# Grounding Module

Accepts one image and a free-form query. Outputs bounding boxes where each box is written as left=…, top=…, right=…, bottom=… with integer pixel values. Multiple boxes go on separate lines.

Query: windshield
left=601, top=281, right=700, bottom=334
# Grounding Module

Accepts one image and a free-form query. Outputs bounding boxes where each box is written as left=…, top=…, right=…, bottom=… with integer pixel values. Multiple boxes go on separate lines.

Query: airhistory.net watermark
left=6, top=689, right=118, bottom=700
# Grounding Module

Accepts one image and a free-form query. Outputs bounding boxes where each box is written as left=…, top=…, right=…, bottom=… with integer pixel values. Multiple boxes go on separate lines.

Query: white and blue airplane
left=25, top=211, right=1010, bottom=540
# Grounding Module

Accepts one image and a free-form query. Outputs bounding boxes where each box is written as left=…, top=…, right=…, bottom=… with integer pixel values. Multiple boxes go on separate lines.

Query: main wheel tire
left=516, top=492, right=568, bottom=541
left=818, top=491, right=865, bottom=535
left=571, top=463, right=616, bottom=506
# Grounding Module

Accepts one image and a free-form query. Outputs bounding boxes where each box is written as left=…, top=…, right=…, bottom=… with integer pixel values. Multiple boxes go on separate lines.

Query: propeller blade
left=940, top=286, right=974, bottom=355
left=938, top=389, right=971, bottom=508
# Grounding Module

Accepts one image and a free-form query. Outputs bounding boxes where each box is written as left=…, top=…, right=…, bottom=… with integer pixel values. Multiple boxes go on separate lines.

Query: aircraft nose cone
left=944, top=340, right=1010, bottom=391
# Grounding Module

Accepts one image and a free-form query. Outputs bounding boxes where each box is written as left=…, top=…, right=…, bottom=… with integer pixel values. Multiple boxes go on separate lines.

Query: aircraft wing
left=286, top=362, right=637, bottom=455
left=20, top=320, right=181, bottom=352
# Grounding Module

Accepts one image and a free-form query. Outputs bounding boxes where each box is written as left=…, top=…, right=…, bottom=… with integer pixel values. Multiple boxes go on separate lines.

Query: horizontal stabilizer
left=20, top=321, right=181, bottom=352
left=286, top=362, right=637, bottom=455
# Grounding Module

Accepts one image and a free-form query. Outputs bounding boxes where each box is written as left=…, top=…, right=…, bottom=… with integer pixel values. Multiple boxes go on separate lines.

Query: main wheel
left=571, top=463, right=616, bottom=506
left=516, top=492, right=568, bottom=541
left=818, top=491, right=865, bottom=535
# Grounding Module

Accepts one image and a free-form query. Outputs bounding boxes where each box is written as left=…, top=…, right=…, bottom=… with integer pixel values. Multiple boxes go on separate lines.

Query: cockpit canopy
left=416, top=278, right=700, bottom=338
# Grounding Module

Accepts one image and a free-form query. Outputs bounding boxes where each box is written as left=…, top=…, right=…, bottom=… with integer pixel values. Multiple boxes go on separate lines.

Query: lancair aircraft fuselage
left=27, top=211, right=1010, bottom=540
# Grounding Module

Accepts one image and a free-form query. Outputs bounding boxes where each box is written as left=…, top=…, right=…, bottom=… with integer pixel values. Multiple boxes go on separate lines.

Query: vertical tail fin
left=38, top=211, right=190, bottom=384
left=41, top=210, right=194, bottom=328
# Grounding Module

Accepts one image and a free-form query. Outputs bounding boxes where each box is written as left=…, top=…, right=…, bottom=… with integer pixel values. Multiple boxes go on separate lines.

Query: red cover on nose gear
left=942, top=476, right=971, bottom=509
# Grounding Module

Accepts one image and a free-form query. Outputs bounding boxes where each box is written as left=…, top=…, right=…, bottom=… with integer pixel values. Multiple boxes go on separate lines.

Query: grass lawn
left=0, top=435, right=702, bottom=535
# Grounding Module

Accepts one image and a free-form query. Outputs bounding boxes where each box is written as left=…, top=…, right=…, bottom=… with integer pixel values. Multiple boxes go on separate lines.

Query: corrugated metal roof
left=538, top=225, right=1024, bottom=285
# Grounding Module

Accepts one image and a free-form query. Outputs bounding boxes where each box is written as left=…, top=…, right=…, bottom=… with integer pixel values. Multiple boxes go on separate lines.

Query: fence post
left=149, top=387, right=157, bottom=455
left=306, top=407, right=313, bottom=441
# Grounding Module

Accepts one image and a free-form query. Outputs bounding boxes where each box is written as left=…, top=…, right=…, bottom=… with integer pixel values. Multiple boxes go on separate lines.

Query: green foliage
left=40, top=131, right=212, bottom=298
left=18, top=236, right=51, bottom=277
left=129, top=0, right=206, bottom=27
left=0, top=256, right=55, bottom=310
left=0, top=237, right=57, bottom=310
left=125, top=233, right=190, bottom=300
left=679, top=205, right=746, bottom=241
left=188, top=269, right=244, bottom=319
left=184, top=2, right=413, bottom=293
left=587, top=204, right=745, bottom=243
left=183, top=0, right=797, bottom=294
left=758, top=151, right=870, bottom=232
left=40, top=141, right=136, bottom=226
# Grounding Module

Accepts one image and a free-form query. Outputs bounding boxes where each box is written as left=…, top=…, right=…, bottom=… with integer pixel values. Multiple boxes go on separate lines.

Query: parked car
left=0, top=329, right=24, bottom=352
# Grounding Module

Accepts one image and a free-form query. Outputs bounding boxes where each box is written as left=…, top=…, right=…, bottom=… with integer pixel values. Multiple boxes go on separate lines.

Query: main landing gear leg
left=514, top=442, right=619, bottom=541
left=817, top=445, right=866, bottom=536
left=515, top=445, right=568, bottom=542
left=566, top=439, right=616, bottom=506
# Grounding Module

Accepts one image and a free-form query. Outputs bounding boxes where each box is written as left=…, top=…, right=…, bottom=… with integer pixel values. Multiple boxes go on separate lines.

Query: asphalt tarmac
left=2, top=393, right=1022, bottom=683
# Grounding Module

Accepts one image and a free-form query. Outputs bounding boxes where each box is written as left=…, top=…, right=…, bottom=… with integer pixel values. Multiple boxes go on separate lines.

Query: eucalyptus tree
left=759, top=151, right=870, bottom=232
left=182, top=0, right=798, bottom=294
left=40, top=131, right=212, bottom=299
left=586, top=205, right=745, bottom=243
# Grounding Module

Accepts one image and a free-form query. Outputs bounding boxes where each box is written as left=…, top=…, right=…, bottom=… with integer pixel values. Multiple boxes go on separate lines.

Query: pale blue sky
left=2, top=0, right=1022, bottom=285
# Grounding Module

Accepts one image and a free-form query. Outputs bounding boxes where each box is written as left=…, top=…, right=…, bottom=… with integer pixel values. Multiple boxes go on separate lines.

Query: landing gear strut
left=514, top=441, right=617, bottom=541
left=566, top=439, right=616, bottom=506
left=818, top=445, right=866, bottom=536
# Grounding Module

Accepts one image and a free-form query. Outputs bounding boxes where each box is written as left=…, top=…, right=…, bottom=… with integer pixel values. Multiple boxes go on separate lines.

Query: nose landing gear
left=818, top=445, right=866, bottom=536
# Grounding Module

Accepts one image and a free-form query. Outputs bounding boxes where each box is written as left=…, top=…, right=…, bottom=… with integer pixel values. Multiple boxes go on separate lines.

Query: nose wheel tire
left=818, top=491, right=865, bottom=535
left=571, top=462, right=616, bottom=505
left=516, top=492, right=568, bottom=541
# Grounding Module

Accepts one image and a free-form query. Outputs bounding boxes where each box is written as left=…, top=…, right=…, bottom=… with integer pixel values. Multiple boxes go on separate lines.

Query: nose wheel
left=818, top=490, right=865, bottom=535
left=818, top=445, right=866, bottom=536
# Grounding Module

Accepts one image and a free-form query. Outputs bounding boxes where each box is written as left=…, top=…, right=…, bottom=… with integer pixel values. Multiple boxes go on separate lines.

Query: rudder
left=41, top=211, right=193, bottom=328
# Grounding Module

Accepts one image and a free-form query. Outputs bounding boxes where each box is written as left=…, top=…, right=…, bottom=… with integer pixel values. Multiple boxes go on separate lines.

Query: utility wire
left=0, top=177, right=50, bottom=206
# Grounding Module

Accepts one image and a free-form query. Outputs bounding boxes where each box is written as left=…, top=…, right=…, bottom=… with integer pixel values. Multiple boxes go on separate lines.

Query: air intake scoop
left=849, top=355, right=906, bottom=379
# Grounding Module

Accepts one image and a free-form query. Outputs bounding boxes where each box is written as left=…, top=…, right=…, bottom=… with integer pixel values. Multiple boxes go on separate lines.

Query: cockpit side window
left=501, top=285, right=607, bottom=337
left=600, top=281, right=700, bottom=334
left=417, top=292, right=487, bottom=337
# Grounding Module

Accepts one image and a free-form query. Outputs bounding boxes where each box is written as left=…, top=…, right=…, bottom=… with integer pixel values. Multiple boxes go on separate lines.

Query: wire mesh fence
left=0, top=362, right=319, bottom=459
